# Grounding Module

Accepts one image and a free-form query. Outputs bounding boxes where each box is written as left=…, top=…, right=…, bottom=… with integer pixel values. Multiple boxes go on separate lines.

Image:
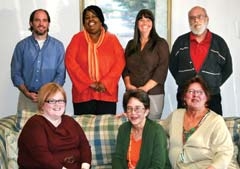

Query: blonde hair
left=37, top=82, right=66, bottom=112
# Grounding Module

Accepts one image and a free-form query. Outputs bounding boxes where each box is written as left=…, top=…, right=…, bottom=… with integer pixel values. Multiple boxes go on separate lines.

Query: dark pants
left=73, top=100, right=116, bottom=115
left=177, top=92, right=223, bottom=116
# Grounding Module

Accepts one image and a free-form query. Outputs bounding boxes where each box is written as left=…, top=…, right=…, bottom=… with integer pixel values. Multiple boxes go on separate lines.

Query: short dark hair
left=123, top=89, right=150, bottom=112
left=181, top=76, right=211, bottom=107
left=29, top=9, right=51, bottom=31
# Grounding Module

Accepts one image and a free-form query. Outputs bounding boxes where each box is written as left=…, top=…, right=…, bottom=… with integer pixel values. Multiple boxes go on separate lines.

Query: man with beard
left=11, top=9, right=65, bottom=114
left=169, top=6, right=232, bottom=115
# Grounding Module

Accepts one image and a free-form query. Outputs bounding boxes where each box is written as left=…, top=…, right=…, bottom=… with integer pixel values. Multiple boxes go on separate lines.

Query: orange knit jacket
left=65, top=31, right=125, bottom=103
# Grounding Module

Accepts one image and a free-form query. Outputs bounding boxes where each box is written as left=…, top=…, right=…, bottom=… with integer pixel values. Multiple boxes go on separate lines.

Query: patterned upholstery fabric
left=74, top=115, right=127, bottom=168
left=224, top=117, right=240, bottom=167
left=0, top=112, right=127, bottom=169
left=0, top=115, right=16, bottom=169
left=4, top=128, right=19, bottom=169
left=0, top=113, right=239, bottom=169
left=15, top=110, right=36, bottom=130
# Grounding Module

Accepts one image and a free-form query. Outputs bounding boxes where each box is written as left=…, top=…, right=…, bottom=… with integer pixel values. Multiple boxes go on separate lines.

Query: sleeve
left=18, top=117, right=63, bottom=169
left=112, top=124, right=129, bottom=169
left=160, top=112, right=173, bottom=136
left=210, top=117, right=234, bottom=168
left=100, top=34, right=125, bottom=95
left=151, top=39, right=170, bottom=85
left=148, top=123, right=171, bottom=169
left=53, top=41, right=66, bottom=86
left=65, top=34, right=93, bottom=93
left=11, top=42, right=24, bottom=87
left=169, top=38, right=180, bottom=81
left=122, top=41, right=131, bottom=78
left=219, top=38, right=233, bottom=84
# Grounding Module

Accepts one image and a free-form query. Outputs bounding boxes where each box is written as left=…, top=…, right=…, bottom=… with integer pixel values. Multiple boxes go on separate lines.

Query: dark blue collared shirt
left=11, top=34, right=66, bottom=92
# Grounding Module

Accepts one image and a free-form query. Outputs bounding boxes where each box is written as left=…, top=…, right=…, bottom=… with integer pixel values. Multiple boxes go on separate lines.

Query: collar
left=190, top=29, right=212, bottom=43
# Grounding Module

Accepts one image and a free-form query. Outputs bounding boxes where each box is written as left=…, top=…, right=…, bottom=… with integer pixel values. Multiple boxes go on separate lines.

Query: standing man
left=169, top=6, right=232, bottom=115
left=11, top=9, right=65, bottom=114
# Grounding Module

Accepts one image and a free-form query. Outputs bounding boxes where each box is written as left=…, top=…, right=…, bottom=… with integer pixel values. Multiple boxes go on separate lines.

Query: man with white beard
left=169, top=6, right=232, bottom=116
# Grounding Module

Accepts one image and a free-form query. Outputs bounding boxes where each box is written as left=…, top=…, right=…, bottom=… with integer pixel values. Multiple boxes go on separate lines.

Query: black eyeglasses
left=45, top=99, right=66, bottom=105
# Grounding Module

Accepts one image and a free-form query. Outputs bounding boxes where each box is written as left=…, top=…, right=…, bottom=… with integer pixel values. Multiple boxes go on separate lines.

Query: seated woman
left=162, top=76, right=234, bottom=169
left=112, top=89, right=171, bottom=169
left=17, top=82, right=91, bottom=169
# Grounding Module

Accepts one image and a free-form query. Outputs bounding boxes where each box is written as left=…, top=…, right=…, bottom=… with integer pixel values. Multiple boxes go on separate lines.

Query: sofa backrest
left=74, top=114, right=127, bottom=168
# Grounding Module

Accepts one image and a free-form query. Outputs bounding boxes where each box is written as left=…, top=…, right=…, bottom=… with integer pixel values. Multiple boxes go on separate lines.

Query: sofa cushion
left=225, top=117, right=240, bottom=144
left=0, top=115, right=16, bottom=169
left=4, top=127, right=19, bottom=169
left=73, top=114, right=126, bottom=167
left=225, top=117, right=240, bottom=168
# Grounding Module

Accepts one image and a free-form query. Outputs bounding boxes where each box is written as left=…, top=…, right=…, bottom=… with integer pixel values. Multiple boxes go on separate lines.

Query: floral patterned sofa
left=0, top=111, right=240, bottom=169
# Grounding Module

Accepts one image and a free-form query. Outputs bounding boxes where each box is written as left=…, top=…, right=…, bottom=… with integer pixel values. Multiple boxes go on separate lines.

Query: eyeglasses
left=126, top=106, right=145, bottom=114
left=189, top=15, right=206, bottom=21
left=45, top=99, right=66, bottom=105
left=187, top=89, right=204, bottom=95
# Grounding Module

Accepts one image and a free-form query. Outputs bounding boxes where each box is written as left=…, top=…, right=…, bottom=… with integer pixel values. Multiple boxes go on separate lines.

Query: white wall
left=162, top=0, right=240, bottom=118
left=0, top=0, right=79, bottom=117
left=0, top=0, right=239, bottom=118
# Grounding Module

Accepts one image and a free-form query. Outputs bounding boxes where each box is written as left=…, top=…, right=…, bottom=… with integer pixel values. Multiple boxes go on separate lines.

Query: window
left=79, top=0, right=171, bottom=113
left=80, top=0, right=171, bottom=47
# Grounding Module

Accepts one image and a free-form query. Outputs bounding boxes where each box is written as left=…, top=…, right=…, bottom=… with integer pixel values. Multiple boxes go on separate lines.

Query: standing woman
left=122, top=9, right=169, bottom=119
left=65, top=5, right=125, bottom=115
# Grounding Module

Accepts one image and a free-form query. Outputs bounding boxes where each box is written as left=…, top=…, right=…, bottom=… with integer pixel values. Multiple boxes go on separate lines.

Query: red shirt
left=190, top=30, right=212, bottom=72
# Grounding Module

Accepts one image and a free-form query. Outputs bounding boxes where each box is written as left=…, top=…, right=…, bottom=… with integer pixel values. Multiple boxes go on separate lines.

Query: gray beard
left=190, top=24, right=208, bottom=35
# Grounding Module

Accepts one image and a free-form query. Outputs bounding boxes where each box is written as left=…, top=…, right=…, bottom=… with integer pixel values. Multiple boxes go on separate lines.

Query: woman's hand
left=126, top=84, right=137, bottom=90
left=90, top=82, right=106, bottom=92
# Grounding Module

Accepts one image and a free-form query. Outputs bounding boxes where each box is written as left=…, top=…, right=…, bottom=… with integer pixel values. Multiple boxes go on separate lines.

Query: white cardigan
left=162, top=109, right=234, bottom=169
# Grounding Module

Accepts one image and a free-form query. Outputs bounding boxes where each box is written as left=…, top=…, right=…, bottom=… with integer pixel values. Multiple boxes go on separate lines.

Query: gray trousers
left=148, top=94, right=164, bottom=120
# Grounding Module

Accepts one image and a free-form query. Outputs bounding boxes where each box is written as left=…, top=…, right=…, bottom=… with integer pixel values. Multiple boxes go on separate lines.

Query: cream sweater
left=162, top=109, right=234, bottom=169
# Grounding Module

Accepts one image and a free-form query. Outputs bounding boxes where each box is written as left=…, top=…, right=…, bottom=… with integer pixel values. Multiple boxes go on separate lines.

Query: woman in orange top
left=112, top=89, right=171, bottom=169
left=65, top=5, right=125, bottom=115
